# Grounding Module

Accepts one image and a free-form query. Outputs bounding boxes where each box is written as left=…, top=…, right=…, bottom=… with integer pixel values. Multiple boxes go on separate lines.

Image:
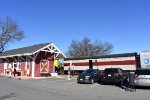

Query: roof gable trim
left=33, top=43, right=66, bottom=58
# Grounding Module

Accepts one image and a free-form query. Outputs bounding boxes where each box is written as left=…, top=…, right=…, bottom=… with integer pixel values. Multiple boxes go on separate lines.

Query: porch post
left=32, top=59, right=35, bottom=78
left=53, top=54, right=57, bottom=73
left=31, top=53, right=38, bottom=78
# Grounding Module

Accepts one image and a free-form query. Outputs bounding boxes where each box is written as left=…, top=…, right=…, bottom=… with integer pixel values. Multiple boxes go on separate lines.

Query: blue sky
left=0, top=0, right=150, bottom=54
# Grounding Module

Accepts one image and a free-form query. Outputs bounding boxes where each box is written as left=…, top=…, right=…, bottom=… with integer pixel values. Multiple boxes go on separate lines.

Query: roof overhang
left=0, top=53, right=32, bottom=59
left=0, top=43, right=66, bottom=59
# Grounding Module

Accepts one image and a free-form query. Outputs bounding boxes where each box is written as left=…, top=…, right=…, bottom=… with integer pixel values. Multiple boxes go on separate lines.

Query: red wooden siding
left=0, top=51, right=55, bottom=77
left=34, top=52, right=54, bottom=77
left=0, top=63, right=4, bottom=75
left=17, top=61, right=26, bottom=76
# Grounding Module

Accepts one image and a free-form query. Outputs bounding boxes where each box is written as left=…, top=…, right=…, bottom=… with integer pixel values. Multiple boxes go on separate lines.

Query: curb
left=1, top=75, right=77, bottom=80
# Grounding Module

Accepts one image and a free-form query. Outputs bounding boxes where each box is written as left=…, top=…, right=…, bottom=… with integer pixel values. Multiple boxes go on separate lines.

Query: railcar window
left=83, top=69, right=97, bottom=74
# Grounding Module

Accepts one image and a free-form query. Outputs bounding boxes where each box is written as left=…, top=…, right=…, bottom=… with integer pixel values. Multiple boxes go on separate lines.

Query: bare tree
left=0, top=16, right=24, bottom=53
left=66, top=37, right=113, bottom=57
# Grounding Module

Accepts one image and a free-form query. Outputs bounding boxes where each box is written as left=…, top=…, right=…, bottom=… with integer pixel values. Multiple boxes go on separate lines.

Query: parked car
left=134, top=68, right=150, bottom=86
left=77, top=69, right=101, bottom=84
left=101, top=68, right=128, bottom=85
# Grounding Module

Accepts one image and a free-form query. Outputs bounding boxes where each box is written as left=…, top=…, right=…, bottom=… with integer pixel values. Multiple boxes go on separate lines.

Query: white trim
left=64, top=57, right=136, bottom=63
left=51, top=43, right=66, bottom=58
left=33, top=43, right=54, bottom=54
left=18, top=56, right=25, bottom=61
left=26, top=53, right=38, bottom=77
left=32, top=60, right=35, bottom=77
left=55, top=53, right=59, bottom=59
left=41, top=50, right=51, bottom=52
left=54, top=54, right=56, bottom=59
left=26, top=55, right=34, bottom=60
left=31, top=54, right=37, bottom=78
left=34, top=52, right=39, bottom=60
left=33, top=43, right=66, bottom=58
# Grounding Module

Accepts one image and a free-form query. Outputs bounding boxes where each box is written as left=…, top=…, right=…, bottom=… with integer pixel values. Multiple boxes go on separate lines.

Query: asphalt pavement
left=0, top=76, right=150, bottom=100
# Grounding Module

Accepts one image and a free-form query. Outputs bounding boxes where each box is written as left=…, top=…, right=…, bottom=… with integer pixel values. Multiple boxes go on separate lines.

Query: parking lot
left=0, top=77, right=150, bottom=100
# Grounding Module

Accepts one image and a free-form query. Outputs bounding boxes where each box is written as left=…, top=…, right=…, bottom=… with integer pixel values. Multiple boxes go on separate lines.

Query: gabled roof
left=64, top=52, right=138, bottom=60
left=0, top=43, right=66, bottom=58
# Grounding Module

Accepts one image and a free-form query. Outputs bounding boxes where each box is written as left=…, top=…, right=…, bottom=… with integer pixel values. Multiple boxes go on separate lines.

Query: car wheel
left=124, top=79, right=128, bottom=83
left=90, top=78, right=94, bottom=84
left=118, top=80, right=123, bottom=86
left=101, top=81, right=106, bottom=85
left=77, top=81, right=80, bottom=84
left=97, top=79, right=101, bottom=84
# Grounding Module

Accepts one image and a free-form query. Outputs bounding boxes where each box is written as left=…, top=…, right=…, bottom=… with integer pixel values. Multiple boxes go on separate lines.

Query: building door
left=40, top=60, right=49, bottom=73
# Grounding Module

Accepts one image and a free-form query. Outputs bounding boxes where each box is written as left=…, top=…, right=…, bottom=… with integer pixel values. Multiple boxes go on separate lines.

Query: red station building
left=0, top=43, right=66, bottom=77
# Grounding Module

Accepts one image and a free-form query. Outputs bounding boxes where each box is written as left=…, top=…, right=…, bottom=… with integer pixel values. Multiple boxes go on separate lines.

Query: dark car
left=101, top=68, right=128, bottom=85
left=77, top=69, right=101, bottom=84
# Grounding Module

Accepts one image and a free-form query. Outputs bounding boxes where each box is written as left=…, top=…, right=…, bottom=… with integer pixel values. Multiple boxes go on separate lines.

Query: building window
left=26, top=57, right=30, bottom=70
left=11, top=64, right=13, bottom=69
left=8, top=64, right=12, bottom=68
left=18, top=58, right=22, bottom=70
left=13, top=62, right=17, bottom=69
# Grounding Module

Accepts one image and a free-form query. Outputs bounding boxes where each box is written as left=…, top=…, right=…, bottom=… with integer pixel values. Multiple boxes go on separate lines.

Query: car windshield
left=104, top=69, right=118, bottom=73
left=135, top=69, right=150, bottom=75
left=82, top=69, right=97, bottom=74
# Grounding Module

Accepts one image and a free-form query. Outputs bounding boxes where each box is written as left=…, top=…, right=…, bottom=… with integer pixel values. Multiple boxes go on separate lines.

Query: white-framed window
left=26, top=57, right=30, bottom=70
left=8, top=64, right=12, bottom=68
left=11, top=63, right=13, bottom=69
left=18, top=58, right=22, bottom=70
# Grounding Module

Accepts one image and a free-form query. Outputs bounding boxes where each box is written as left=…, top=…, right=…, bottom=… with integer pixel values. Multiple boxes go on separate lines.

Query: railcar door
left=89, top=60, right=93, bottom=69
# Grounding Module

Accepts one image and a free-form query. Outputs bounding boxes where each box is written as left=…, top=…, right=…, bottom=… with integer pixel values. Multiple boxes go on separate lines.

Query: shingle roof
left=0, top=43, right=50, bottom=57
left=65, top=52, right=138, bottom=60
